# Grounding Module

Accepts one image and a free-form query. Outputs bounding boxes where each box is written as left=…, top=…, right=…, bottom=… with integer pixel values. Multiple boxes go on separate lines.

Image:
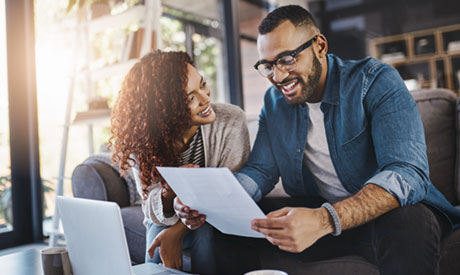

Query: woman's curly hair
left=109, top=50, right=193, bottom=197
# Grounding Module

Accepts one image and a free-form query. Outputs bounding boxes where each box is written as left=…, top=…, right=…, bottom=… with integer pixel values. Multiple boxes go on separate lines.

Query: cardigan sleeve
left=132, top=166, right=179, bottom=227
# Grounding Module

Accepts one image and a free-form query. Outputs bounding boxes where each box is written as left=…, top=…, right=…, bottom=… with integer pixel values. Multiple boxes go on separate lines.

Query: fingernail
left=200, top=216, right=205, bottom=221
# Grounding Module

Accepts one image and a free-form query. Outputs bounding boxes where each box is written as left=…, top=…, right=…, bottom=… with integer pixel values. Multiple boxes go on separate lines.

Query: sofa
left=72, top=88, right=460, bottom=274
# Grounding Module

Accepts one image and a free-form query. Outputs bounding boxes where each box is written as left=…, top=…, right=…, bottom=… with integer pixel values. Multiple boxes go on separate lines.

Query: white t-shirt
left=303, top=102, right=352, bottom=203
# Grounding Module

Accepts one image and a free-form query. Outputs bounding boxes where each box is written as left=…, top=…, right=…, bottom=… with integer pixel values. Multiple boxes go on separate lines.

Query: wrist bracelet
left=321, top=202, right=342, bottom=236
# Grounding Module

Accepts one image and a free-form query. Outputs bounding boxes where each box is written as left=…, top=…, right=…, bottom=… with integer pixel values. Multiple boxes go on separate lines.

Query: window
left=0, top=0, right=12, bottom=235
left=239, top=0, right=271, bottom=117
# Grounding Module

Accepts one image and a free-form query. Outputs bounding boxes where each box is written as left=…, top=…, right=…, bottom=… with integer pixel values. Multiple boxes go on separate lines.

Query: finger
left=173, top=197, right=190, bottom=213
left=148, top=238, right=160, bottom=259
left=252, top=226, right=289, bottom=239
left=266, top=207, right=291, bottom=219
left=176, top=209, right=201, bottom=219
left=187, top=218, right=206, bottom=230
left=181, top=215, right=206, bottom=227
left=266, top=235, right=292, bottom=247
left=252, top=217, right=286, bottom=229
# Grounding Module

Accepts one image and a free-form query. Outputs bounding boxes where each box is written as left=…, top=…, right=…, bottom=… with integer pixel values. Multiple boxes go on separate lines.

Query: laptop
left=56, top=196, right=190, bottom=275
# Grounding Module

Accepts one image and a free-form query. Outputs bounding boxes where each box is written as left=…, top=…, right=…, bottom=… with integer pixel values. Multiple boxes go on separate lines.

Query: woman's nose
left=198, top=89, right=210, bottom=105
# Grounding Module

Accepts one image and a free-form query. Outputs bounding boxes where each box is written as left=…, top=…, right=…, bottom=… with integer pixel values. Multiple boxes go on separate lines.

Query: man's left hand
left=251, top=207, right=333, bottom=253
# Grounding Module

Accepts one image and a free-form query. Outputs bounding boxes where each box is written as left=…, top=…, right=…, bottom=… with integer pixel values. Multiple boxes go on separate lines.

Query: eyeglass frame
left=253, top=35, right=318, bottom=78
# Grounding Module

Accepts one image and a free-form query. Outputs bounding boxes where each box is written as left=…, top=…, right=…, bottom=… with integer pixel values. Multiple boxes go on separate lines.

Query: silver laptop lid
left=57, top=196, right=133, bottom=275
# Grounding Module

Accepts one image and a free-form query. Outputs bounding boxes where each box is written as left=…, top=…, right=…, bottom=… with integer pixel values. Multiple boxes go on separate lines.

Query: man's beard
left=291, top=50, right=322, bottom=105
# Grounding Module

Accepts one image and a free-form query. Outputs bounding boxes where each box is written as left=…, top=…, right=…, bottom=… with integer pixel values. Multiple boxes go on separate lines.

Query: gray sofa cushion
left=72, top=158, right=130, bottom=208
left=440, top=228, right=460, bottom=275
left=412, top=89, right=458, bottom=205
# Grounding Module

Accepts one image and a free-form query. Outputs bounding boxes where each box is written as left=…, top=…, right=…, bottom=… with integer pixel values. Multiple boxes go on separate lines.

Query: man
left=175, top=5, right=460, bottom=275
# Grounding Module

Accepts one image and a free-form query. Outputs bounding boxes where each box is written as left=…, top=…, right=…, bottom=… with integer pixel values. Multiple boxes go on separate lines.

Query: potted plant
left=0, top=175, right=54, bottom=227
left=0, top=175, right=12, bottom=226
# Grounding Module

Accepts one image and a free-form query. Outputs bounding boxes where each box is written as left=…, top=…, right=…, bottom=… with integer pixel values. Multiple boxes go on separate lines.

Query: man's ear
left=316, top=34, right=328, bottom=58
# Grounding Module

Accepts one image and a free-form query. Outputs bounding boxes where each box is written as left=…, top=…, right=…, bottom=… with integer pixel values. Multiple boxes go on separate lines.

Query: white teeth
left=282, top=80, right=297, bottom=90
left=286, top=83, right=295, bottom=89
left=198, top=105, right=210, bottom=116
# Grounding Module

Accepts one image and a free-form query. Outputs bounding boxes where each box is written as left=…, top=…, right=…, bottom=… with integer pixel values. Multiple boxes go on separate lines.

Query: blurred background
left=1, top=0, right=459, bottom=248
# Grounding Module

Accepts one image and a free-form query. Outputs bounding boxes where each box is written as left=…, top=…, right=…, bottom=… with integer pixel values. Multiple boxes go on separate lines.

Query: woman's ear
left=316, top=34, right=328, bottom=58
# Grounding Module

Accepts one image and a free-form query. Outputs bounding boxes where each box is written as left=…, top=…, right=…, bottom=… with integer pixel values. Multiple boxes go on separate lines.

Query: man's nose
left=271, top=66, right=289, bottom=83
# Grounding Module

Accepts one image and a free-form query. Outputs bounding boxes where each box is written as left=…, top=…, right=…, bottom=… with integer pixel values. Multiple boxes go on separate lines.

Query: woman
left=109, top=50, right=250, bottom=274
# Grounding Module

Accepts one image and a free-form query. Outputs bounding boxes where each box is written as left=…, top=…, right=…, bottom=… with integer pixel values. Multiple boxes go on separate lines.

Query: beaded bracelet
left=321, top=202, right=342, bottom=236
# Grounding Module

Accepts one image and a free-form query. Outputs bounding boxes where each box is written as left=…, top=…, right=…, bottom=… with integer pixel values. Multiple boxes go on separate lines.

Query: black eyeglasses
left=254, top=35, right=318, bottom=78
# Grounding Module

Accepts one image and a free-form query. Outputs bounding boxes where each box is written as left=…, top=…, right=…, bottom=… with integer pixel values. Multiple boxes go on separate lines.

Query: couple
left=110, top=5, right=460, bottom=275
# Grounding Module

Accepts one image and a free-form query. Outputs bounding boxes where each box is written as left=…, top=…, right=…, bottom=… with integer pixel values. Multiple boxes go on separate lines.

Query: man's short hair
left=258, top=5, right=318, bottom=35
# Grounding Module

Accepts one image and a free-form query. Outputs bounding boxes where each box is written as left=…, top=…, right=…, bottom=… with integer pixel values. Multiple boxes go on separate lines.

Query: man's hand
left=251, top=207, right=333, bottom=253
left=148, top=222, right=189, bottom=269
left=173, top=197, right=206, bottom=230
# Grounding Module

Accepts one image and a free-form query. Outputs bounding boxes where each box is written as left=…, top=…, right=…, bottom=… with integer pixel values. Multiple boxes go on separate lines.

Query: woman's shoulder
left=211, top=103, right=246, bottom=122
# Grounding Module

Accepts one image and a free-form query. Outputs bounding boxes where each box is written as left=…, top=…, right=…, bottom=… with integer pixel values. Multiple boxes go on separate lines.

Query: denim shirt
left=237, top=54, right=460, bottom=230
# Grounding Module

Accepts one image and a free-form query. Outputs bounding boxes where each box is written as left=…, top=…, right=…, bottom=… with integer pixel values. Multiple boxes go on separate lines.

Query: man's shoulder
left=330, top=54, right=400, bottom=98
left=333, top=55, right=391, bottom=79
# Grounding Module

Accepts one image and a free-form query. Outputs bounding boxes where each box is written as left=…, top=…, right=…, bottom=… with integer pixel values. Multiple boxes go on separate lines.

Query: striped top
left=175, top=128, right=205, bottom=167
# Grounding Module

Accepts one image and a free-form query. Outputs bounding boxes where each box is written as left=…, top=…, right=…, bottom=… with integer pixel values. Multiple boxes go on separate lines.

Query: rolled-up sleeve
left=365, top=67, right=430, bottom=206
left=365, top=170, right=422, bottom=206
left=144, top=185, right=179, bottom=226
left=132, top=166, right=179, bottom=226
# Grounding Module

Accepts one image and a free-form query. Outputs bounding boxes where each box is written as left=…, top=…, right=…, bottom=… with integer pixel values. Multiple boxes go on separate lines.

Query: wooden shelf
left=88, top=5, right=146, bottom=34
left=72, top=109, right=111, bottom=125
left=370, top=24, right=460, bottom=93
left=78, top=59, right=139, bottom=81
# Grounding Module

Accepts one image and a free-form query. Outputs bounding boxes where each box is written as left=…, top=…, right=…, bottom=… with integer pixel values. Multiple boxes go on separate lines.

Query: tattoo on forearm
left=334, top=184, right=400, bottom=230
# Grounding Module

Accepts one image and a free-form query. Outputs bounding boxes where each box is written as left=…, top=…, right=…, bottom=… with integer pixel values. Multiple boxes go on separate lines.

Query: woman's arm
left=148, top=221, right=190, bottom=269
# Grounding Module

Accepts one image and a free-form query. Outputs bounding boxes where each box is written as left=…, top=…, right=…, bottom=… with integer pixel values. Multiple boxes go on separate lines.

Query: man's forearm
left=334, top=183, right=400, bottom=230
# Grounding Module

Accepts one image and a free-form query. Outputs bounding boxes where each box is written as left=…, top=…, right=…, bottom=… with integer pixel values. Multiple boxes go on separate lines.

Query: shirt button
left=297, top=148, right=301, bottom=153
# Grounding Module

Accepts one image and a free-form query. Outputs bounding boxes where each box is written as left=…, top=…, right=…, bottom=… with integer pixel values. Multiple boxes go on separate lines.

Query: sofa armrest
left=71, top=157, right=130, bottom=208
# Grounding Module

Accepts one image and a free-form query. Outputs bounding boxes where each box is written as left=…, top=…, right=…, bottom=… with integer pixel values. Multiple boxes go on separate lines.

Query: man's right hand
left=173, top=197, right=206, bottom=230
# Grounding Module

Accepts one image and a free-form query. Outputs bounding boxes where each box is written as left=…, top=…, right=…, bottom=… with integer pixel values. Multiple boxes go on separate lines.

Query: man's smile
left=278, top=78, right=301, bottom=97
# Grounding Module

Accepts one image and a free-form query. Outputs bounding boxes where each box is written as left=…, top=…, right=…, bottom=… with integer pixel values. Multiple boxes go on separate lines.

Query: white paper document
left=157, top=167, right=266, bottom=238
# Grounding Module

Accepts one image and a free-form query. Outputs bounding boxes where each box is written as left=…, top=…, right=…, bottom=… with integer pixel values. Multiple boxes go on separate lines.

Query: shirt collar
left=319, top=54, right=341, bottom=106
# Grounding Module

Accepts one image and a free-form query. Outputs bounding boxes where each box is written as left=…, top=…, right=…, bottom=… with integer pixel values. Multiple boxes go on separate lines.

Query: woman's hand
left=174, top=197, right=206, bottom=230
left=148, top=222, right=189, bottom=269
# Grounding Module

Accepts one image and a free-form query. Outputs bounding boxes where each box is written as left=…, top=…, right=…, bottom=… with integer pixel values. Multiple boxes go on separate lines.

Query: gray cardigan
left=133, top=103, right=250, bottom=226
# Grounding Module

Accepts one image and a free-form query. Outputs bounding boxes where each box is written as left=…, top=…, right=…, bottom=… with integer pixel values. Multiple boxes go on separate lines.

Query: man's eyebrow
left=187, top=76, right=203, bottom=95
